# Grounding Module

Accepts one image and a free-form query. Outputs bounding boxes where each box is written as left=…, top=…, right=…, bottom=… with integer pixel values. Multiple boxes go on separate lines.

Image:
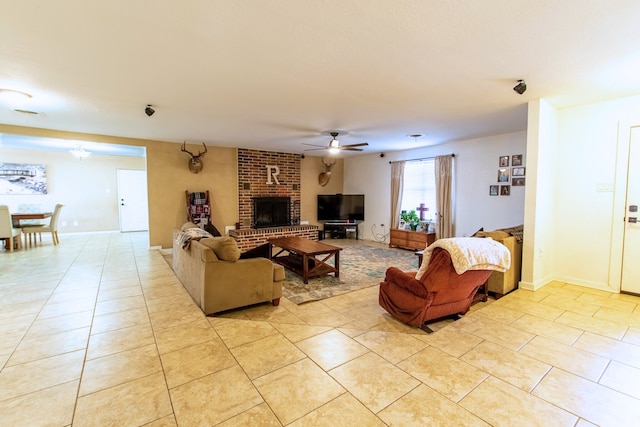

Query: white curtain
left=390, top=161, right=405, bottom=229
left=435, top=155, right=453, bottom=239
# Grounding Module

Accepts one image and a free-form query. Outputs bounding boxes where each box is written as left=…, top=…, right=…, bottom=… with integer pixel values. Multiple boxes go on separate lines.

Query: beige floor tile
left=330, top=352, right=420, bottom=413
left=144, top=414, right=178, bottom=426
left=510, top=313, right=584, bottom=345
left=217, top=402, right=281, bottom=427
left=594, top=307, right=640, bottom=327
left=0, top=380, right=79, bottom=427
left=499, top=297, right=565, bottom=321
left=296, top=329, right=369, bottom=370
left=0, top=353, right=10, bottom=369
left=299, top=309, right=354, bottom=327
left=161, top=339, right=237, bottom=389
left=97, top=284, right=143, bottom=302
left=460, top=315, right=535, bottom=351
left=86, top=322, right=155, bottom=360
left=145, top=292, right=195, bottom=313
left=79, top=344, right=162, bottom=396
left=354, top=330, right=428, bottom=364
left=0, top=331, right=26, bottom=355
left=271, top=322, right=333, bottom=342
left=27, top=310, right=94, bottom=337
left=253, top=358, right=345, bottom=425
left=0, top=350, right=84, bottom=401
left=48, top=287, right=98, bottom=304
left=37, top=298, right=96, bottom=319
left=461, top=341, right=551, bottom=392
left=143, top=283, right=189, bottom=301
left=460, top=376, right=578, bottom=426
left=555, top=311, right=628, bottom=340
left=474, top=303, right=524, bottom=324
left=149, top=303, right=205, bottom=330
left=623, top=327, right=640, bottom=346
left=417, top=327, right=483, bottom=358
left=154, top=318, right=218, bottom=355
left=289, top=393, right=385, bottom=427
left=378, top=384, right=488, bottom=426
left=577, top=293, right=638, bottom=313
left=231, top=333, right=305, bottom=379
left=532, top=367, right=640, bottom=426
left=214, top=319, right=278, bottom=348
left=94, top=294, right=147, bottom=316
left=519, top=335, right=609, bottom=381
left=7, top=326, right=90, bottom=366
left=506, top=288, right=550, bottom=303
left=599, top=360, right=640, bottom=399
left=170, top=365, right=263, bottom=426
left=539, top=294, right=600, bottom=316
left=74, top=372, right=172, bottom=427
left=398, top=346, right=488, bottom=402
left=91, top=307, right=151, bottom=335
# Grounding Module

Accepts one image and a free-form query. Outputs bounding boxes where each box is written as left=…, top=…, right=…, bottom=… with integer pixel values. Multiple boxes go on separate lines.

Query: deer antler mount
left=318, top=157, right=336, bottom=187
left=181, top=142, right=208, bottom=174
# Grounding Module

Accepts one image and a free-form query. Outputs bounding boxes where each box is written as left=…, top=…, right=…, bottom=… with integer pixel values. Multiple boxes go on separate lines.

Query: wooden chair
left=0, top=205, right=22, bottom=252
left=23, top=204, right=64, bottom=246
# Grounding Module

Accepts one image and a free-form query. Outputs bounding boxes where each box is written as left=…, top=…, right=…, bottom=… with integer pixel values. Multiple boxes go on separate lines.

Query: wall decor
left=512, top=154, right=523, bottom=166
left=0, top=163, right=47, bottom=195
left=498, top=168, right=510, bottom=183
left=512, top=167, right=526, bottom=177
left=489, top=185, right=499, bottom=196
left=499, top=156, right=509, bottom=167
left=512, top=177, right=525, bottom=186
left=500, top=185, right=511, bottom=196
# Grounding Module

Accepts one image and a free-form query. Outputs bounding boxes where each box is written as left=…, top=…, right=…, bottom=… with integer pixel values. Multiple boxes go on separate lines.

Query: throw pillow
left=200, top=237, right=241, bottom=261
left=181, top=221, right=199, bottom=231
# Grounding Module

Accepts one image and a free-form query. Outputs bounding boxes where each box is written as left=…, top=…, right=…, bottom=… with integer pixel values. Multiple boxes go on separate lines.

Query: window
left=401, top=159, right=436, bottom=222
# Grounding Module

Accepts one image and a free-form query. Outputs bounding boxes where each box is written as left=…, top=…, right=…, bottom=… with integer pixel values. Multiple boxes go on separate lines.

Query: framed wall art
left=500, top=185, right=511, bottom=196
left=499, top=156, right=509, bottom=167
left=512, top=154, right=523, bottom=166
left=512, top=177, right=526, bottom=186
left=489, top=185, right=499, bottom=196
left=0, top=163, right=47, bottom=195
left=498, top=168, right=510, bottom=183
left=513, top=167, right=526, bottom=177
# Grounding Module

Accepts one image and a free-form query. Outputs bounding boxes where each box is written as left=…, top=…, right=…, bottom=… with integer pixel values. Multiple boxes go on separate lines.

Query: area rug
left=281, top=242, right=419, bottom=304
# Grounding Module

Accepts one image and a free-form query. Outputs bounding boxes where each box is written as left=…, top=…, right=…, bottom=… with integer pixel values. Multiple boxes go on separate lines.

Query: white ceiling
left=1, top=1, right=640, bottom=157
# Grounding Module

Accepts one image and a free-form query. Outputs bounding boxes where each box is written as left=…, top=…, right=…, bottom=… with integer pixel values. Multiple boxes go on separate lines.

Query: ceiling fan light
left=329, top=138, right=340, bottom=149
left=70, top=146, right=91, bottom=160
left=328, top=147, right=340, bottom=154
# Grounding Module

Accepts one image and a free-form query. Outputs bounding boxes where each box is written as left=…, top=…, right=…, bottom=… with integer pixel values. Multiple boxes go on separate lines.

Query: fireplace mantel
left=229, top=225, right=318, bottom=252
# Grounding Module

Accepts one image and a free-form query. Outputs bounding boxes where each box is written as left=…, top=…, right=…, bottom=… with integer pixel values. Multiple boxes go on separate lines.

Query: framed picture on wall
left=489, top=185, right=499, bottom=196
left=512, top=167, right=526, bottom=177
left=512, top=177, right=526, bottom=186
left=500, top=185, right=511, bottom=196
left=0, top=163, right=47, bottom=195
left=512, top=154, right=523, bottom=166
left=498, top=168, right=510, bottom=182
left=499, top=156, right=509, bottom=167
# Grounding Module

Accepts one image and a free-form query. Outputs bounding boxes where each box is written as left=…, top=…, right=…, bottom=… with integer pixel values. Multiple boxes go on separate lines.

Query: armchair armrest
left=384, top=267, right=429, bottom=298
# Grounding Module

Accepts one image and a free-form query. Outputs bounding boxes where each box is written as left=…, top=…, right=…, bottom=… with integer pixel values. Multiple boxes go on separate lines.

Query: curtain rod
left=388, top=153, right=455, bottom=164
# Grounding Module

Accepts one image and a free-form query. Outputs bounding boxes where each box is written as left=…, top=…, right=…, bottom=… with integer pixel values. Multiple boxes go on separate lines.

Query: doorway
left=117, top=169, right=149, bottom=232
left=621, top=127, right=640, bottom=294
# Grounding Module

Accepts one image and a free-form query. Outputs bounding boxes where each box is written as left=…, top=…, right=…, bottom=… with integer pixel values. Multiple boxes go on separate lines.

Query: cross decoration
left=416, top=203, right=429, bottom=221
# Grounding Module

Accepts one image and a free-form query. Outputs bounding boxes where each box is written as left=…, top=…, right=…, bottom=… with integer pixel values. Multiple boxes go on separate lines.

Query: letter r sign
left=266, top=165, right=280, bottom=185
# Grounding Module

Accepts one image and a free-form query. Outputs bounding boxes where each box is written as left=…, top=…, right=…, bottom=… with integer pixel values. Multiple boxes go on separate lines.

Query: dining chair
left=23, top=204, right=64, bottom=246
left=0, top=205, right=23, bottom=252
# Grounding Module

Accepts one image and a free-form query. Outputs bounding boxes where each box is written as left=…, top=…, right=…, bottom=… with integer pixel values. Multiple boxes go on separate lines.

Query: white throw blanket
left=415, top=237, right=511, bottom=280
left=176, top=227, right=213, bottom=249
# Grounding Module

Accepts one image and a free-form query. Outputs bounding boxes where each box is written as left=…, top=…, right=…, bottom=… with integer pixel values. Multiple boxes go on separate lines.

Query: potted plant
left=400, top=210, right=421, bottom=231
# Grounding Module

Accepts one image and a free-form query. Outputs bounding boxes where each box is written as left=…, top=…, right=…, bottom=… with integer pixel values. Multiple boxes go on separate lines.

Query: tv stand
left=323, top=222, right=359, bottom=240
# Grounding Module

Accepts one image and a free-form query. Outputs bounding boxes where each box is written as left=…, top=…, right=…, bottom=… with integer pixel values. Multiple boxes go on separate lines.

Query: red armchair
left=379, top=246, right=497, bottom=331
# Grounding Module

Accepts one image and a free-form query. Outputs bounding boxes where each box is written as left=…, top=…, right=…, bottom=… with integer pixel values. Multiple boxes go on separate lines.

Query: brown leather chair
left=379, top=246, right=494, bottom=331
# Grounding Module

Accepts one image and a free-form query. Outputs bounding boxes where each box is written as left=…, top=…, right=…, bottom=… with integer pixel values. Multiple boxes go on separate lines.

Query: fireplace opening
left=253, top=197, right=291, bottom=228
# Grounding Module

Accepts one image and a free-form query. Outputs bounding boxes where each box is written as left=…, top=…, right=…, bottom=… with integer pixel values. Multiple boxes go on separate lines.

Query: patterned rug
left=282, top=241, right=419, bottom=304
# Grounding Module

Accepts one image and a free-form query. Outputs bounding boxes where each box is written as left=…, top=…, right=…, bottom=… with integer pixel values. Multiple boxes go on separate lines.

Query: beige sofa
left=473, top=227, right=523, bottom=298
left=172, top=229, right=285, bottom=315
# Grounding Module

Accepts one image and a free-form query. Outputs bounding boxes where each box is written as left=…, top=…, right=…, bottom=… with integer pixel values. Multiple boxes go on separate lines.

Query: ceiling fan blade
left=304, top=147, right=327, bottom=152
left=302, top=142, right=328, bottom=148
left=342, top=142, right=369, bottom=148
left=341, top=147, right=364, bottom=151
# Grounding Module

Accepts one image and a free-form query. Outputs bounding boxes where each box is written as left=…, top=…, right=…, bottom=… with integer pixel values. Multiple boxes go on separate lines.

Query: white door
left=117, top=169, right=149, bottom=232
left=621, top=127, right=640, bottom=294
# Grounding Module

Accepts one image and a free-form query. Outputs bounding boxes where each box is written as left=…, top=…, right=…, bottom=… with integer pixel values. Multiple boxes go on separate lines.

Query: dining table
left=11, top=212, right=52, bottom=228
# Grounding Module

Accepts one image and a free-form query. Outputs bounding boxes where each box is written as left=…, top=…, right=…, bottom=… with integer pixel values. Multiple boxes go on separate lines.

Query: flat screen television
left=317, top=194, right=365, bottom=222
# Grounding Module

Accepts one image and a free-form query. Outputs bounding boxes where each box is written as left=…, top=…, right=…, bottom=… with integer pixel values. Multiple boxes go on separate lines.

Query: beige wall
left=0, top=124, right=344, bottom=249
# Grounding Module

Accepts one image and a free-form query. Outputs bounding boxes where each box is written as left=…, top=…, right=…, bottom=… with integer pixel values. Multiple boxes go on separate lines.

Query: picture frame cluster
left=491, top=154, right=525, bottom=196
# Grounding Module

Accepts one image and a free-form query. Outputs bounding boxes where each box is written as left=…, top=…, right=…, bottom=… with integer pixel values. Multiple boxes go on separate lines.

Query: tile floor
left=1, top=232, right=640, bottom=426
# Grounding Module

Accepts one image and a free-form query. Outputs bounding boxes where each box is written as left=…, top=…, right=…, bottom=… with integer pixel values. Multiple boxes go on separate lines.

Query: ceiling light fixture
left=328, top=136, right=340, bottom=154
left=69, top=146, right=91, bottom=160
left=513, top=80, right=527, bottom=95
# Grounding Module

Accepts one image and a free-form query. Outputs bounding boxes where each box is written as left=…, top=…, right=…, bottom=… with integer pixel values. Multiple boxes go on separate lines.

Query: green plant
left=400, top=210, right=421, bottom=230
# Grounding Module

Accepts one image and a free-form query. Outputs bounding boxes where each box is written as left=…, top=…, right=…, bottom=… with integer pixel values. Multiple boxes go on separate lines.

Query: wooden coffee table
left=268, top=237, right=342, bottom=284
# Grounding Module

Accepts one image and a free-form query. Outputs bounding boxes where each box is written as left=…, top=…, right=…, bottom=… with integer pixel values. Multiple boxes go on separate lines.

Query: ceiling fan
left=303, top=132, right=369, bottom=153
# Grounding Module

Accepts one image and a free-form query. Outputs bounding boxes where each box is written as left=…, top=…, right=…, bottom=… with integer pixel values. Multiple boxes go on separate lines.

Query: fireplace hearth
left=253, top=196, right=291, bottom=228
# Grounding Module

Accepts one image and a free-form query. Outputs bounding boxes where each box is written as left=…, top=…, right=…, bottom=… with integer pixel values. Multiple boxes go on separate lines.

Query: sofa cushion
left=200, top=237, right=241, bottom=261
left=474, top=230, right=510, bottom=240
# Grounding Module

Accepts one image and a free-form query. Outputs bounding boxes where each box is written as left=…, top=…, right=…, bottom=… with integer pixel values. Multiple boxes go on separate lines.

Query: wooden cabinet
left=389, top=229, right=435, bottom=251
